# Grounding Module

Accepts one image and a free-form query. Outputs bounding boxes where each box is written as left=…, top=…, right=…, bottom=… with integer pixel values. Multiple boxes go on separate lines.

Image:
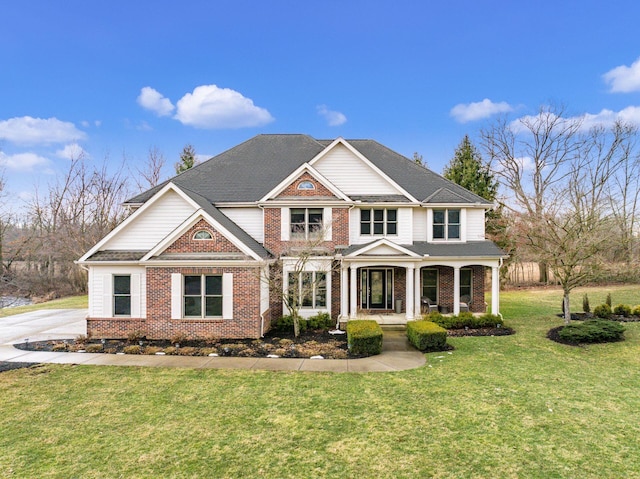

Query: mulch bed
left=0, top=361, right=40, bottom=373
left=558, top=312, right=640, bottom=322
left=446, top=327, right=515, bottom=337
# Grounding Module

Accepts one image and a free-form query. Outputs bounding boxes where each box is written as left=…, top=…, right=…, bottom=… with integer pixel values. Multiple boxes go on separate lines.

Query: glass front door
left=362, top=268, right=393, bottom=309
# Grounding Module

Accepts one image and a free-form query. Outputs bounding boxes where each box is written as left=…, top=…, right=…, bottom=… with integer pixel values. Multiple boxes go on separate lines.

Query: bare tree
left=134, top=146, right=166, bottom=191
left=482, top=104, right=583, bottom=283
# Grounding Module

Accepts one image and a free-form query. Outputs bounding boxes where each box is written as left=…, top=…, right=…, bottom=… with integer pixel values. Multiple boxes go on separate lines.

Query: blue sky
left=2, top=0, right=640, bottom=207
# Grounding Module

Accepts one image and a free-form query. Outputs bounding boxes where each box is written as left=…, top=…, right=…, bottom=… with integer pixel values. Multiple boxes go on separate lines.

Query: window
left=297, top=180, right=315, bottom=190
left=290, top=208, right=323, bottom=240
left=193, top=230, right=213, bottom=240
left=433, top=209, right=460, bottom=240
left=460, top=268, right=472, bottom=300
left=422, top=269, right=438, bottom=303
left=360, top=208, right=397, bottom=235
left=288, top=271, right=327, bottom=309
left=183, top=275, right=223, bottom=318
left=113, top=275, right=131, bottom=316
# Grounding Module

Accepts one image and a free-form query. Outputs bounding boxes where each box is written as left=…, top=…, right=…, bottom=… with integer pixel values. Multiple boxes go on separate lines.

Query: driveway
left=0, top=309, right=87, bottom=345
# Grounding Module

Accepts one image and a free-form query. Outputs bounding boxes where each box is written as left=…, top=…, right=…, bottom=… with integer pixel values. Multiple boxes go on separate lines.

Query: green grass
left=0, top=295, right=87, bottom=318
left=2, top=285, right=640, bottom=478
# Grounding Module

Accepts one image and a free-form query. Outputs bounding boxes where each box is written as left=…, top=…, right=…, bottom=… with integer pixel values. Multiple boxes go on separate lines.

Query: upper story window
left=433, top=209, right=460, bottom=240
left=193, top=230, right=213, bottom=240
left=113, top=275, right=131, bottom=316
left=297, top=180, right=315, bottom=190
left=290, top=208, right=323, bottom=240
left=360, top=208, right=397, bottom=235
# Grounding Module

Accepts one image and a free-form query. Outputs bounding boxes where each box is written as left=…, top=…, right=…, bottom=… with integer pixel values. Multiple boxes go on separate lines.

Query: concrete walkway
left=0, top=310, right=425, bottom=373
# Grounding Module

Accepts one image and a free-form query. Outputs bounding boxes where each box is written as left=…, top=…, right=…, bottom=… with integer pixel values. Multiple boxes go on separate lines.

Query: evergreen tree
left=443, top=135, right=497, bottom=201
left=175, top=144, right=196, bottom=174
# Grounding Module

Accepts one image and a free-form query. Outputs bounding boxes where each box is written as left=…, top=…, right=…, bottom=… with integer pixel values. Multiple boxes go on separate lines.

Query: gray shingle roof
left=126, top=134, right=492, bottom=206
left=86, top=250, right=148, bottom=261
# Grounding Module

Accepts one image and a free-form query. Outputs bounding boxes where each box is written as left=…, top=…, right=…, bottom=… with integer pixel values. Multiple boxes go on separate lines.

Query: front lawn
left=1, top=286, right=640, bottom=478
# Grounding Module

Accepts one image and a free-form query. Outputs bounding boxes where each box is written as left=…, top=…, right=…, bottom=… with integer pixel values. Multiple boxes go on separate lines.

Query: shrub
left=52, top=343, right=68, bottom=352
left=606, top=293, right=612, bottom=307
left=633, top=305, right=640, bottom=317
left=170, top=333, right=188, bottom=345
left=582, top=293, right=590, bottom=313
left=429, top=312, right=503, bottom=330
left=123, top=345, right=141, bottom=354
left=274, top=315, right=308, bottom=333
left=593, top=304, right=612, bottom=319
left=307, top=312, right=333, bottom=330
left=127, top=330, right=145, bottom=343
left=422, top=311, right=444, bottom=323
left=85, top=344, right=103, bottom=353
left=75, top=334, right=89, bottom=345
left=143, top=346, right=163, bottom=355
left=406, top=320, right=447, bottom=351
left=613, top=304, right=631, bottom=317
left=346, top=320, right=383, bottom=356
left=558, top=320, right=625, bottom=344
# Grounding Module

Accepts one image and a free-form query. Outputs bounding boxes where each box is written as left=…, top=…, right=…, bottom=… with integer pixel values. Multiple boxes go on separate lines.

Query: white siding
left=314, top=144, right=400, bottom=196
left=349, top=207, right=413, bottom=245
left=104, top=190, right=196, bottom=250
left=219, top=207, right=264, bottom=243
left=89, top=265, right=146, bottom=318
left=413, top=207, right=428, bottom=242
left=466, top=208, right=486, bottom=241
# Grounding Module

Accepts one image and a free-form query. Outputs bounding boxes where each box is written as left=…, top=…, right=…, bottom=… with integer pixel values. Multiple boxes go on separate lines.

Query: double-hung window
left=290, top=208, right=323, bottom=240
left=183, top=275, right=223, bottom=318
left=113, top=275, right=131, bottom=316
left=460, top=268, right=472, bottom=300
left=433, top=209, right=460, bottom=240
left=421, top=269, right=438, bottom=303
left=288, top=271, right=327, bottom=309
left=360, top=208, right=397, bottom=235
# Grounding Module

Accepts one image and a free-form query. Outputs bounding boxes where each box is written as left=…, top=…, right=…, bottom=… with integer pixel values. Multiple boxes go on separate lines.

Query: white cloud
left=174, top=84, right=274, bottom=129
left=450, top=99, right=513, bottom=123
left=603, top=57, right=640, bottom=93
left=511, top=106, right=640, bottom=133
left=317, top=105, right=347, bottom=126
left=0, top=116, right=86, bottom=145
left=137, top=86, right=175, bottom=116
left=56, top=143, right=89, bottom=160
left=0, top=151, right=51, bottom=171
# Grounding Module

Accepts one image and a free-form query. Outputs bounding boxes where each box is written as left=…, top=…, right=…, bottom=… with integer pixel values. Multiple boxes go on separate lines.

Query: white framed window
left=297, top=180, right=315, bottom=190
left=193, top=230, right=213, bottom=240
left=183, top=275, right=223, bottom=318
left=433, top=209, right=460, bottom=240
left=360, top=208, right=397, bottom=235
left=113, top=275, right=131, bottom=316
left=290, top=208, right=323, bottom=240
left=288, top=271, right=327, bottom=309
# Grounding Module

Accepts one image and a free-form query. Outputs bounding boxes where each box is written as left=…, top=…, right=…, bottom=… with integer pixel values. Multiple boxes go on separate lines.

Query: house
left=77, top=134, right=506, bottom=339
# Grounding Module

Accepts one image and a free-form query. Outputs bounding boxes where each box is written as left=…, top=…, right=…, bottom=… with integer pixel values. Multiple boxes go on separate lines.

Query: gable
left=313, top=143, right=405, bottom=197
left=273, top=171, right=339, bottom=199
left=103, top=189, right=196, bottom=251
left=163, top=219, right=242, bottom=254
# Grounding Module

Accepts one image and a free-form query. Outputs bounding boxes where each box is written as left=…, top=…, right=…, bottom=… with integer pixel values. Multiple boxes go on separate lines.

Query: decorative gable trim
left=78, top=182, right=197, bottom=263
left=309, top=138, right=420, bottom=203
left=345, top=239, right=422, bottom=258
left=142, top=210, right=262, bottom=262
left=259, top=163, right=351, bottom=203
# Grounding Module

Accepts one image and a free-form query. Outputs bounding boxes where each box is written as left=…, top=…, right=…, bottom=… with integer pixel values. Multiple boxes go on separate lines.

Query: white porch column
left=349, top=266, right=358, bottom=319
left=340, top=265, right=349, bottom=319
left=453, top=266, right=461, bottom=315
left=414, top=267, right=421, bottom=318
left=491, top=266, right=500, bottom=315
left=406, top=265, right=415, bottom=320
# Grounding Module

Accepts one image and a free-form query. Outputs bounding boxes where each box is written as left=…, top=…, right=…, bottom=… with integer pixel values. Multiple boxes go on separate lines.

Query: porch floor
left=356, top=313, right=408, bottom=325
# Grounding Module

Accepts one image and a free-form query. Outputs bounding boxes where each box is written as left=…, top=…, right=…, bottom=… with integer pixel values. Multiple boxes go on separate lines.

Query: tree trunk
left=563, top=292, right=571, bottom=324
left=538, top=262, right=549, bottom=283
left=293, top=314, right=300, bottom=338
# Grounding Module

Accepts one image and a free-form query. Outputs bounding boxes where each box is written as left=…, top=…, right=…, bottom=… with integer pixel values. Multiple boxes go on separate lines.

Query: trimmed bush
left=123, top=345, right=141, bottom=354
left=633, top=305, right=640, bottom=317
left=593, top=304, right=612, bottom=319
left=429, top=312, right=504, bottom=330
left=558, top=320, right=625, bottom=344
left=406, top=320, right=447, bottom=351
left=307, top=312, right=333, bottom=330
left=346, top=320, right=383, bottom=356
left=274, top=315, right=308, bottom=333
left=613, top=304, right=631, bottom=317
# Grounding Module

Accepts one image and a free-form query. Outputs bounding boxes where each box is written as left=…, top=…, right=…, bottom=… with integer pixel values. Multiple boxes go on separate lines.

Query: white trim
left=259, top=163, right=352, bottom=202
left=103, top=274, right=113, bottom=317
left=171, top=273, right=182, bottom=319
left=130, top=273, right=141, bottom=318
left=345, top=239, right=421, bottom=258
left=281, top=207, right=290, bottom=241
left=308, top=138, right=420, bottom=203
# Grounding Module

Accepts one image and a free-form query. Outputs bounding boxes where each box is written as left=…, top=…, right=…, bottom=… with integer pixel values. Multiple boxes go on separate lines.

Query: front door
left=362, top=268, right=393, bottom=309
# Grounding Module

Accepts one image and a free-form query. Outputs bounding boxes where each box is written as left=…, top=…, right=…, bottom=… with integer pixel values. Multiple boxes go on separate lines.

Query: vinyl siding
left=466, top=209, right=486, bottom=241
left=103, top=190, right=196, bottom=250
left=219, top=207, right=264, bottom=243
left=90, top=265, right=146, bottom=318
left=314, top=144, right=401, bottom=196
left=350, top=207, right=413, bottom=245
